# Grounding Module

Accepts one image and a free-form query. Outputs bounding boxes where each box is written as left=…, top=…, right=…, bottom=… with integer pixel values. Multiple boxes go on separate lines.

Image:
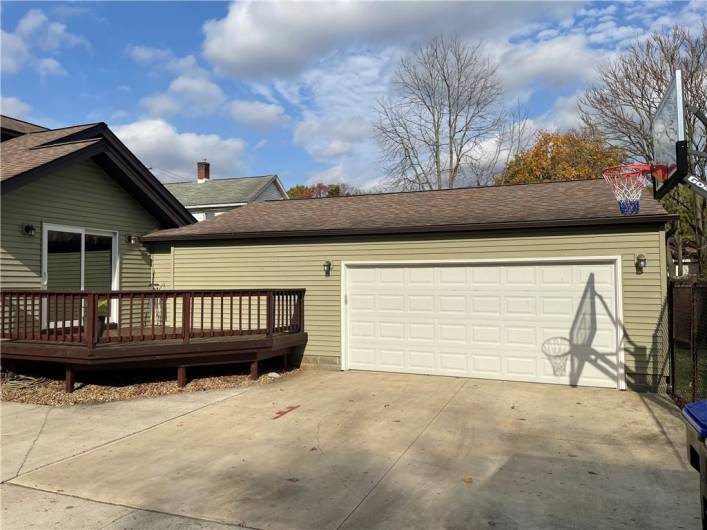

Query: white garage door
left=345, top=261, right=622, bottom=388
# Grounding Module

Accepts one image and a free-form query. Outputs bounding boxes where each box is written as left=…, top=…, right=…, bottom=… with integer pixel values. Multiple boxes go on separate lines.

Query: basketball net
left=602, top=164, right=651, bottom=215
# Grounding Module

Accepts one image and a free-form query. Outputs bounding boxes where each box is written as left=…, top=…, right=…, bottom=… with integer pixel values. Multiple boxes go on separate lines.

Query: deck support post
left=65, top=365, right=75, bottom=393
left=250, top=359, right=259, bottom=380
left=283, top=353, right=288, bottom=370
left=177, top=366, right=187, bottom=388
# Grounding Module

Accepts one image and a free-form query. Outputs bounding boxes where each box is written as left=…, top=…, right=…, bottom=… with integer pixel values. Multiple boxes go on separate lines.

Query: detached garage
left=144, top=179, right=674, bottom=390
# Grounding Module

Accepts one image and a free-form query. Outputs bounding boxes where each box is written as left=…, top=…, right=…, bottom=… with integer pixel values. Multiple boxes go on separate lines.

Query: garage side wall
left=150, top=225, right=668, bottom=389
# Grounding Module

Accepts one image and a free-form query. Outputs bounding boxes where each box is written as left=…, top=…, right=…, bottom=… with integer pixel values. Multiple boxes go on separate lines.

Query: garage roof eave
left=142, top=213, right=677, bottom=243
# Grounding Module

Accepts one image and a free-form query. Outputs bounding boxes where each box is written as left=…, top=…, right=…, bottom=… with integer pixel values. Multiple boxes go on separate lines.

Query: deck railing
left=0, top=289, right=305, bottom=348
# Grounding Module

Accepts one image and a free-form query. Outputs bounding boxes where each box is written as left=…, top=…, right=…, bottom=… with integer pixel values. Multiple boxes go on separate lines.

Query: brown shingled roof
left=0, top=115, right=48, bottom=135
left=144, top=179, right=673, bottom=242
left=1, top=124, right=100, bottom=181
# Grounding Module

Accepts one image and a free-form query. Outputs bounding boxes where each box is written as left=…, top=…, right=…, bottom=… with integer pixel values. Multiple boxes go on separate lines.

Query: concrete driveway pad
left=5, top=371, right=702, bottom=529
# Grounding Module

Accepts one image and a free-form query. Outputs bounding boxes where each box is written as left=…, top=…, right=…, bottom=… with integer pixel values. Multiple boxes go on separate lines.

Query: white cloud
left=1, top=31, right=30, bottom=73
left=126, top=45, right=173, bottom=64
left=1, top=96, right=32, bottom=117
left=493, top=34, right=609, bottom=99
left=202, top=1, right=575, bottom=79
left=532, top=92, right=584, bottom=132
left=112, top=119, right=246, bottom=181
left=226, top=99, right=290, bottom=131
left=36, top=57, right=66, bottom=77
left=1, top=8, right=86, bottom=76
left=125, top=45, right=200, bottom=75
left=141, top=71, right=225, bottom=117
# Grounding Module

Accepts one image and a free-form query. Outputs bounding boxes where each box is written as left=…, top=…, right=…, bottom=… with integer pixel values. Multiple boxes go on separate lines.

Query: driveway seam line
left=13, top=407, right=51, bottom=480
left=336, top=379, right=468, bottom=530
left=8, top=390, right=246, bottom=481
left=5, top=483, right=259, bottom=530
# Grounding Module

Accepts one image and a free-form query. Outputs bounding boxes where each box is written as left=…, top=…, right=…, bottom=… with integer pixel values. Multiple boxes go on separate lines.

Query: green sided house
left=144, top=180, right=675, bottom=390
left=0, top=114, right=676, bottom=392
left=0, top=115, right=194, bottom=293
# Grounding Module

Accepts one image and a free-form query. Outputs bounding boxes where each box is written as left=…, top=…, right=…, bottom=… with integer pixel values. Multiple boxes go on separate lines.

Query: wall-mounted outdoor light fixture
left=126, top=234, right=141, bottom=246
left=323, top=261, right=332, bottom=277
left=635, top=254, right=647, bottom=272
left=22, top=224, right=36, bottom=237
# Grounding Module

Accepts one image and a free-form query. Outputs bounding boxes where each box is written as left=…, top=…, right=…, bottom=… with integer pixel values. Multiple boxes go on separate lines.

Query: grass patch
left=673, top=347, right=707, bottom=403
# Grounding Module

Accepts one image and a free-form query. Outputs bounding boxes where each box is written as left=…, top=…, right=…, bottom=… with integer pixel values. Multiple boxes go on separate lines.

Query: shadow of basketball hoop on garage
left=542, top=273, right=622, bottom=386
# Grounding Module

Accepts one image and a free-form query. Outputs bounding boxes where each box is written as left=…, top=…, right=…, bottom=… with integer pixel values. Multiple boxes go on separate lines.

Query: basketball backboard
left=651, top=69, right=688, bottom=198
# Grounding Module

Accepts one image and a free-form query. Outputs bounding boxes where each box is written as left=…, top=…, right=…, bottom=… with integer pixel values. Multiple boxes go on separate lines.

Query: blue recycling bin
left=682, top=400, right=707, bottom=530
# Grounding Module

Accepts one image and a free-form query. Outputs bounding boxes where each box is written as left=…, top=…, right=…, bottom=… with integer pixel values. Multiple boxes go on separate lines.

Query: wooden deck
left=1, top=289, right=307, bottom=391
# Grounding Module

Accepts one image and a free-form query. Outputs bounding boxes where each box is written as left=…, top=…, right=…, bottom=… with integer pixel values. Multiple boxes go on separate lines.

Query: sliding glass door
left=42, top=224, right=118, bottom=328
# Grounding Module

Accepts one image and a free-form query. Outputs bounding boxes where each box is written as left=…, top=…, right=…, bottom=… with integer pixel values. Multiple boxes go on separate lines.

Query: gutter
left=143, top=213, right=678, bottom=242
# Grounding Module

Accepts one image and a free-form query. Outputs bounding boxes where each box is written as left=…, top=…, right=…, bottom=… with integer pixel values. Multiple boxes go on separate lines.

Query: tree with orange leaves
left=498, top=129, right=624, bottom=185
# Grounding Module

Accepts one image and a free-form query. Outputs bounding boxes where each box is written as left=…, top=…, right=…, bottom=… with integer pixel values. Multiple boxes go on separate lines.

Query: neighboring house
left=0, top=115, right=194, bottom=294
left=164, top=161, right=287, bottom=221
left=145, top=179, right=675, bottom=391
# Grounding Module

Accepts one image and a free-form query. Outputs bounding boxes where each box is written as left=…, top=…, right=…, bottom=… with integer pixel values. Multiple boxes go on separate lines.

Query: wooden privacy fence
left=0, top=289, right=305, bottom=348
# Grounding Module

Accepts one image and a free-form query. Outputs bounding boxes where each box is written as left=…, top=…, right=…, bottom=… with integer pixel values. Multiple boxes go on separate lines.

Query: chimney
left=197, top=159, right=210, bottom=183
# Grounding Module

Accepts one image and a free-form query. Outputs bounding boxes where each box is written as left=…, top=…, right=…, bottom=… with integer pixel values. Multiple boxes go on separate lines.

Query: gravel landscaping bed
left=1, top=365, right=299, bottom=406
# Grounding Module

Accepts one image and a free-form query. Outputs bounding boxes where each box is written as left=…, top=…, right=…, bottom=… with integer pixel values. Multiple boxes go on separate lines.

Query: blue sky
left=1, top=1, right=705, bottom=189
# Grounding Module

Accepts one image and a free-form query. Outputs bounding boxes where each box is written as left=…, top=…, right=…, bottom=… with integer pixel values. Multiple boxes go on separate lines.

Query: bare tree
left=376, top=36, right=505, bottom=191
left=578, top=24, right=707, bottom=275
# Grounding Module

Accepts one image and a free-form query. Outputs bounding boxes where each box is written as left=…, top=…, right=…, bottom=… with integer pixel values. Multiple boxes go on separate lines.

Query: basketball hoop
left=602, top=163, right=651, bottom=216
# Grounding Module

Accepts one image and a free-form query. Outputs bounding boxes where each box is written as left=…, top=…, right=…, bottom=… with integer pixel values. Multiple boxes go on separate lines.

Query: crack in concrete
left=5, top=483, right=255, bottom=530
left=10, top=390, right=246, bottom=480
left=13, top=408, right=51, bottom=480
left=335, top=379, right=468, bottom=530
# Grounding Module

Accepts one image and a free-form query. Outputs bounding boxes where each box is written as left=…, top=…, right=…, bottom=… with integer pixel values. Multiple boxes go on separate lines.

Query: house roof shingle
left=1, top=124, right=101, bottom=181
left=164, top=175, right=281, bottom=207
left=0, top=117, right=195, bottom=227
left=0, top=115, right=49, bottom=135
left=144, top=178, right=674, bottom=242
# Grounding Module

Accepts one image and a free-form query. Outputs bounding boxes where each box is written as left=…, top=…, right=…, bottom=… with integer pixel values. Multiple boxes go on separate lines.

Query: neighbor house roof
left=0, top=115, right=49, bottom=139
left=0, top=118, right=194, bottom=227
left=164, top=175, right=286, bottom=207
left=144, top=179, right=675, bottom=242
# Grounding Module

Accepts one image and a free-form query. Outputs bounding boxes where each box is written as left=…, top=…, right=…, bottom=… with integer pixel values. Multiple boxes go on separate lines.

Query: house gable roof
left=144, top=179, right=675, bottom=242
left=0, top=115, right=49, bottom=140
left=0, top=118, right=195, bottom=228
left=164, top=175, right=286, bottom=207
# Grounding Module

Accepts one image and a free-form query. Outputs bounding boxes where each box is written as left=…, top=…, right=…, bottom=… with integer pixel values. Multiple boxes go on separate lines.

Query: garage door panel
left=470, top=266, right=502, bottom=286
left=541, top=297, right=574, bottom=317
left=350, top=294, right=375, bottom=311
left=504, top=296, right=536, bottom=316
left=438, top=352, right=467, bottom=372
left=471, top=325, right=501, bottom=344
left=472, top=354, right=502, bottom=374
left=541, top=266, right=573, bottom=286
left=438, top=295, right=466, bottom=313
left=505, top=356, right=539, bottom=377
left=408, top=295, right=434, bottom=312
left=378, top=349, right=405, bottom=368
left=470, top=296, right=501, bottom=315
left=438, top=267, right=467, bottom=286
left=408, top=322, right=435, bottom=341
left=347, top=262, right=620, bottom=388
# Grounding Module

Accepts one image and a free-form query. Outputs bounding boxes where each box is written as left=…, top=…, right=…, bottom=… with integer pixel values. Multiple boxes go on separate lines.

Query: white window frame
left=41, top=223, right=120, bottom=325
left=340, top=256, right=625, bottom=390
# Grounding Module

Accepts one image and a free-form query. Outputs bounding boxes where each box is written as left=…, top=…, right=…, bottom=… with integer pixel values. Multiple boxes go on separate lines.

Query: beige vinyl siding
left=150, top=225, right=669, bottom=386
left=1, top=159, right=161, bottom=290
